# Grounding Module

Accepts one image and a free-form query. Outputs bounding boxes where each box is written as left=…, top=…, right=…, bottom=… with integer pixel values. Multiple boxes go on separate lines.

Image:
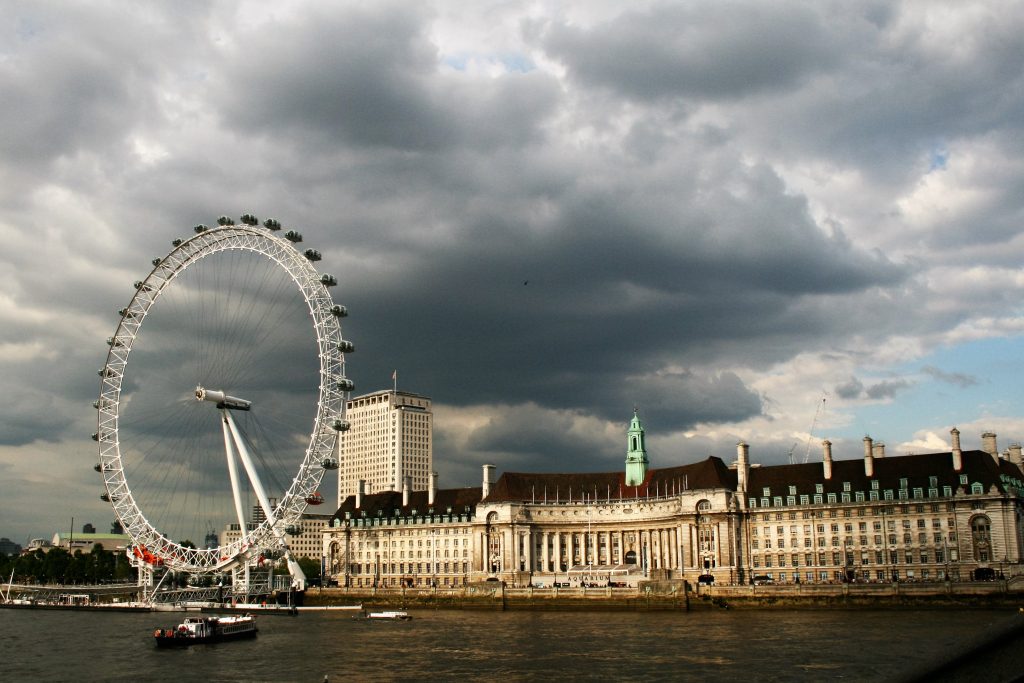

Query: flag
left=392, top=370, right=397, bottom=381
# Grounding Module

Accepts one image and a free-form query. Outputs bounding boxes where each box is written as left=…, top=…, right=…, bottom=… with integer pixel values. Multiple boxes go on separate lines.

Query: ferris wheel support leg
left=221, top=413, right=248, bottom=533
left=223, top=409, right=277, bottom=527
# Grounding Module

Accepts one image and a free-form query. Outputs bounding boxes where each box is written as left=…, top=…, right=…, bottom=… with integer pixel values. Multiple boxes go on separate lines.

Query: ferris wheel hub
left=195, top=386, right=252, bottom=411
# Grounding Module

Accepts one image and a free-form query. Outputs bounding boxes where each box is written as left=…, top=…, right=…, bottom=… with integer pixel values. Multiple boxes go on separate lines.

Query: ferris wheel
left=94, top=215, right=353, bottom=577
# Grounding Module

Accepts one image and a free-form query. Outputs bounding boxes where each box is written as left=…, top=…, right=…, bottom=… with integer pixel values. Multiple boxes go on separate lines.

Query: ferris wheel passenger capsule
left=194, top=224, right=209, bottom=233
left=337, top=378, right=355, bottom=392
left=263, top=218, right=281, bottom=231
left=320, top=274, right=337, bottom=287
left=304, top=249, right=322, bottom=262
left=240, top=213, right=259, bottom=226
left=172, top=239, right=183, bottom=247
left=331, top=305, right=348, bottom=317
left=332, top=418, right=351, bottom=432
left=337, top=340, right=354, bottom=353
left=284, top=230, right=303, bottom=243
left=321, top=457, right=339, bottom=470
left=118, top=308, right=135, bottom=318
left=217, top=216, right=234, bottom=226
left=152, top=257, right=162, bottom=266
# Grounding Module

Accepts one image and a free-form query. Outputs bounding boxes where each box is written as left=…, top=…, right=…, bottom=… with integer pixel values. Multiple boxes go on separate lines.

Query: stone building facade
left=322, top=415, right=1024, bottom=588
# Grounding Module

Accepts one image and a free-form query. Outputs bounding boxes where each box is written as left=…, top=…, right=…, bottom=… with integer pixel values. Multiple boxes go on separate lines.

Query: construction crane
left=802, top=395, right=828, bottom=464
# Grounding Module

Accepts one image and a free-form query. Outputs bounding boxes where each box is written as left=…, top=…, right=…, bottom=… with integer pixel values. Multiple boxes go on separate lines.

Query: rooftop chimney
left=402, top=475, right=411, bottom=507
left=736, top=442, right=749, bottom=495
left=873, top=442, right=886, bottom=459
left=1009, top=444, right=1023, bottom=468
left=951, top=428, right=962, bottom=471
left=429, top=471, right=438, bottom=506
left=863, top=436, right=874, bottom=477
left=982, top=432, right=998, bottom=461
left=823, top=440, right=833, bottom=480
left=356, top=479, right=365, bottom=509
left=482, top=464, right=495, bottom=499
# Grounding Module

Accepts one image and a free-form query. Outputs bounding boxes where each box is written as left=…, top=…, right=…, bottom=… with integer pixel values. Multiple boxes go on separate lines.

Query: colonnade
left=492, top=526, right=700, bottom=573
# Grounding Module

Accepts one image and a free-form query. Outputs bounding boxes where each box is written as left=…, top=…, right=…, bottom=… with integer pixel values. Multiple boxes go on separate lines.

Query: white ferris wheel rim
left=95, top=222, right=349, bottom=573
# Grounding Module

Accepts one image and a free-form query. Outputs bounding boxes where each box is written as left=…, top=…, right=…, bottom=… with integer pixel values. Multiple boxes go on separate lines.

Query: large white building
left=323, top=416, right=1024, bottom=589
left=337, top=389, right=433, bottom=505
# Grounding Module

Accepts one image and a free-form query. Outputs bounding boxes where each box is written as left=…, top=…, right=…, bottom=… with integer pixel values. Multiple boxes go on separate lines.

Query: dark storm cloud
left=330, top=147, right=903, bottom=431
left=218, top=4, right=560, bottom=152
left=463, top=406, right=618, bottom=466
left=538, top=2, right=837, bottom=101
left=3, top=1, right=1024, bottom=541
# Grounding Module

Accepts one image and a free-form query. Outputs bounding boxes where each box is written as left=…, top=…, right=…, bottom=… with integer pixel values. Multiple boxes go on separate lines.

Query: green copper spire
left=625, top=409, right=649, bottom=486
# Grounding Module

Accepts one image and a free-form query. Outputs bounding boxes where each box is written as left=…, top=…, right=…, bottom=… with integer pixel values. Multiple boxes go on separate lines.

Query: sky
left=1, top=0, right=1023, bottom=544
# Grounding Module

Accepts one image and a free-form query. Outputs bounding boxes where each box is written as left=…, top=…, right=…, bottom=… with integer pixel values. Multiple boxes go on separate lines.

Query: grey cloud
left=539, top=3, right=837, bottom=102
left=218, top=5, right=560, bottom=152
left=922, top=365, right=979, bottom=389
left=834, top=376, right=911, bottom=401
left=834, top=377, right=864, bottom=400
left=864, top=379, right=910, bottom=400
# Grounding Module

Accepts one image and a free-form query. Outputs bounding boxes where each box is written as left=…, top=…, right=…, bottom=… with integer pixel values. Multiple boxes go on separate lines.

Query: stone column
left=553, top=532, right=562, bottom=574
left=504, top=528, right=515, bottom=574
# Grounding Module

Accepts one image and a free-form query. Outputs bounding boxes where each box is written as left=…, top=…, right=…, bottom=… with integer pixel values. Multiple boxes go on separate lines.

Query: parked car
left=752, top=575, right=774, bottom=586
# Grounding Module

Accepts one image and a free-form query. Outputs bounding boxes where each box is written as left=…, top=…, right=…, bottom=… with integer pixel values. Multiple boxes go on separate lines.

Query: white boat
left=355, top=610, right=412, bottom=620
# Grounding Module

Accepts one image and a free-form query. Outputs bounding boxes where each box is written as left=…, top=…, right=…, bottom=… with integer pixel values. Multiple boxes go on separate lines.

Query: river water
left=0, top=607, right=1015, bottom=681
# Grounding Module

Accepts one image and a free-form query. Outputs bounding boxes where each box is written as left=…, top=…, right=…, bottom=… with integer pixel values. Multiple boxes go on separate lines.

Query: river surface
left=0, top=607, right=1015, bottom=682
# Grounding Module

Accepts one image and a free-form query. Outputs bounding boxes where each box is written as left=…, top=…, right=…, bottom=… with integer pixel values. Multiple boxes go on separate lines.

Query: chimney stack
left=356, top=479, right=365, bottom=509
left=823, top=440, right=833, bottom=480
left=982, top=432, right=998, bottom=461
left=482, top=464, right=495, bottom=499
left=872, top=442, right=886, bottom=458
left=863, top=436, right=874, bottom=477
left=429, top=471, right=438, bottom=506
left=1009, top=444, right=1023, bottom=468
left=951, top=428, right=962, bottom=471
left=736, top=442, right=749, bottom=495
left=402, top=475, right=411, bottom=507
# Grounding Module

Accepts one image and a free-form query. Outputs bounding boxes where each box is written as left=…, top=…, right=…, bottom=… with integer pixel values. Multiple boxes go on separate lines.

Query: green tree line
left=0, top=544, right=136, bottom=585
